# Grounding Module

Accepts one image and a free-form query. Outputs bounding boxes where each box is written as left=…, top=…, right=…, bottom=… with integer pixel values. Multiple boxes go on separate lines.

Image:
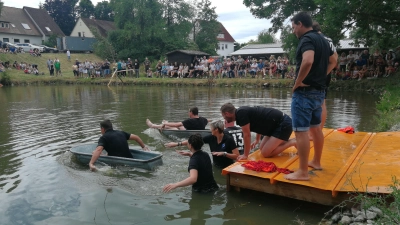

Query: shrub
left=0, top=71, right=11, bottom=85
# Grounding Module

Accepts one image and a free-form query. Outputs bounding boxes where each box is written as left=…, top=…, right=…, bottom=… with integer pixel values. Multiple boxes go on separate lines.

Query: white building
left=216, top=23, right=236, bottom=57
left=189, top=21, right=236, bottom=58
left=70, top=18, right=116, bottom=38
left=0, top=6, right=65, bottom=45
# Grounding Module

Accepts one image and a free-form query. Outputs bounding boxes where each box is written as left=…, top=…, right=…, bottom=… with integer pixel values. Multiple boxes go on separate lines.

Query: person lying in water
left=163, top=134, right=219, bottom=193
left=89, top=119, right=149, bottom=171
left=146, top=106, right=208, bottom=130
left=165, top=120, right=240, bottom=168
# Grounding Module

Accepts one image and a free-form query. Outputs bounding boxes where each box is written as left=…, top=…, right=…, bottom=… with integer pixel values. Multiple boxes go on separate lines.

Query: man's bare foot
left=308, top=161, right=322, bottom=170
left=284, top=170, right=310, bottom=181
left=146, top=119, right=155, bottom=128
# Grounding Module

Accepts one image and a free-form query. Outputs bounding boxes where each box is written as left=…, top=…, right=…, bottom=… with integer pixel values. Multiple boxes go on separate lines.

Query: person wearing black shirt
left=287, top=12, right=337, bottom=181
left=134, top=59, right=140, bottom=78
left=165, top=121, right=239, bottom=168
left=224, top=120, right=244, bottom=155
left=220, top=103, right=295, bottom=161
left=163, top=134, right=218, bottom=193
left=89, top=119, right=149, bottom=171
left=146, top=107, right=208, bottom=130
left=312, top=21, right=338, bottom=129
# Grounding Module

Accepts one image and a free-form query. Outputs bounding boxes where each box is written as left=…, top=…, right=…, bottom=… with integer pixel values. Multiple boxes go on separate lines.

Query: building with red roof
left=216, top=22, right=236, bottom=57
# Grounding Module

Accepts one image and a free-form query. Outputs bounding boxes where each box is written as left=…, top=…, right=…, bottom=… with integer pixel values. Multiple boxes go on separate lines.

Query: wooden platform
left=222, top=129, right=400, bottom=205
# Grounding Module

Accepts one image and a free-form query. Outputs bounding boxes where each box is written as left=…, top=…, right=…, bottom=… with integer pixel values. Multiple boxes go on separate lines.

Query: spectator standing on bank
left=134, top=59, right=140, bottom=78
left=54, top=59, right=61, bottom=76
left=66, top=50, right=71, bottom=61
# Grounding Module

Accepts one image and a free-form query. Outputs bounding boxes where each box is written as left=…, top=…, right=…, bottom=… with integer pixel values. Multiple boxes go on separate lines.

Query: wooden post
left=107, top=69, right=135, bottom=86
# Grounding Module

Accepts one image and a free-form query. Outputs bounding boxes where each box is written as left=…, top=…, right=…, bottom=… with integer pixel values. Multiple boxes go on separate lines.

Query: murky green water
left=0, top=85, right=378, bottom=225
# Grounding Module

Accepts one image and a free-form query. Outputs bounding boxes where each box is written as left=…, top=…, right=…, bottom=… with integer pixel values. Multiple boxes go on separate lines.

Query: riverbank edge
left=1, top=74, right=399, bottom=91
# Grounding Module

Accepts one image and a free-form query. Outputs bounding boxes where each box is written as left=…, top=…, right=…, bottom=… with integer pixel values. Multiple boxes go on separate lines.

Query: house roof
left=166, top=50, right=210, bottom=56
left=0, top=6, right=41, bottom=37
left=218, top=22, right=235, bottom=43
left=23, top=7, right=65, bottom=37
left=230, top=43, right=285, bottom=56
left=80, top=17, right=116, bottom=37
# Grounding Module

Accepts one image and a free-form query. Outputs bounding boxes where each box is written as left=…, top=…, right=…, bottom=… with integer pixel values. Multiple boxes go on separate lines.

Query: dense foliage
left=42, top=0, right=79, bottom=36
left=243, top=0, right=400, bottom=51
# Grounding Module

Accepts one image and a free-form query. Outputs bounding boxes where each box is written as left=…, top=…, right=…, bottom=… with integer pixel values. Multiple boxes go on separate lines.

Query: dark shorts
left=291, top=88, right=325, bottom=132
left=271, top=114, right=293, bottom=141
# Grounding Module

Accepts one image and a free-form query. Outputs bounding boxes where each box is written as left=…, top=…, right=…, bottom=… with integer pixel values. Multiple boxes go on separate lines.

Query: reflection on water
left=0, top=85, right=378, bottom=224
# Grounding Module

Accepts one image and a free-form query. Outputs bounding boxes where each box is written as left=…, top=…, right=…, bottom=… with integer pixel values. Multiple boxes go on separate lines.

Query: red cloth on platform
left=241, top=160, right=293, bottom=174
left=337, top=126, right=355, bottom=134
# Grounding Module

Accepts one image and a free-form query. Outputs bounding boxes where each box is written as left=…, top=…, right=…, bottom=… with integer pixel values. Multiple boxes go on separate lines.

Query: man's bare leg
left=285, top=131, right=310, bottom=181
left=146, top=119, right=163, bottom=129
left=320, top=100, right=327, bottom=129
left=309, top=126, right=324, bottom=170
left=260, top=137, right=297, bottom=157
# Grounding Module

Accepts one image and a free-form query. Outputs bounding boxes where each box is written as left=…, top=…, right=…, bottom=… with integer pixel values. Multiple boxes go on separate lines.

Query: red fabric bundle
left=337, top=126, right=355, bottom=134
left=241, top=160, right=293, bottom=174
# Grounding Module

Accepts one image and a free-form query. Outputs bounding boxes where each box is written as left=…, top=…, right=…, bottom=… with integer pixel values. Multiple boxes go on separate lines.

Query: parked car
left=39, top=45, right=59, bottom=53
left=15, top=43, right=44, bottom=52
left=2, top=42, right=18, bottom=49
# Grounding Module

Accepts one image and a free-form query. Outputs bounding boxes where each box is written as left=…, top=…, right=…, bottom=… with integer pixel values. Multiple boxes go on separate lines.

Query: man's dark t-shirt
left=182, top=117, right=208, bottom=130
left=295, top=30, right=333, bottom=89
left=134, top=62, right=139, bottom=69
left=188, top=150, right=218, bottom=192
left=97, top=129, right=132, bottom=158
left=235, top=106, right=284, bottom=136
left=203, top=134, right=236, bottom=168
left=224, top=127, right=244, bottom=154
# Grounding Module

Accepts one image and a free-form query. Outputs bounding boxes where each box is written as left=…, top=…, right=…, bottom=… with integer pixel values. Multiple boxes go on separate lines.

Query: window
left=14, top=39, right=20, bottom=43
left=82, top=32, right=85, bottom=37
left=78, top=32, right=81, bottom=37
left=5, top=24, right=9, bottom=28
left=1, top=23, right=4, bottom=28
left=217, top=33, right=224, bottom=38
left=11, top=24, right=15, bottom=28
left=45, top=27, right=51, bottom=32
left=24, top=39, right=30, bottom=43
left=3, top=38, right=9, bottom=42
left=225, top=44, right=228, bottom=49
left=21, top=23, right=31, bottom=30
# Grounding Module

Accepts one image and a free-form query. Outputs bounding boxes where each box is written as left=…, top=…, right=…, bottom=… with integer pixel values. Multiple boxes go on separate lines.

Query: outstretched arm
left=89, top=146, right=104, bottom=171
left=237, top=123, right=251, bottom=160
left=129, top=134, right=149, bottom=150
left=163, top=169, right=198, bottom=193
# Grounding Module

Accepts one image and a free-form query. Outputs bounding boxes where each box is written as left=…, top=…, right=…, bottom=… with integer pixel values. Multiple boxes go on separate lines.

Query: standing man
left=285, top=12, right=337, bottom=181
left=220, top=103, right=295, bottom=159
left=66, top=49, right=71, bottom=61
left=144, top=57, right=150, bottom=75
left=134, top=59, right=140, bottom=78
left=54, top=59, right=61, bottom=76
left=47, top=59, right=52, bottom=75
left=89, top=119, right=149, bottom=171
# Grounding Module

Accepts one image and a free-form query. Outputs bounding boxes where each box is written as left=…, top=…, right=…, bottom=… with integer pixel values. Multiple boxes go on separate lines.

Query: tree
left=110, top=0, right=165, bottom=60
left=94, top=1, right=114, bottom=21
left=78, top=0, right=94, bottom=18
left=195, top=0, right=219, bottom=55
left=42, top=0, right=78, bottom=36
left=243, top=0, right=400, bottom=48
left=248, top=29, right=277, bottom=44
left=280, top=25, right=298, bottom=63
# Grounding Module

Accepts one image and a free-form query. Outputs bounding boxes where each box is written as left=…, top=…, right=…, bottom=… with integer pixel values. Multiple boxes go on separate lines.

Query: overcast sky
left=3, top=0, right=276, bottom=43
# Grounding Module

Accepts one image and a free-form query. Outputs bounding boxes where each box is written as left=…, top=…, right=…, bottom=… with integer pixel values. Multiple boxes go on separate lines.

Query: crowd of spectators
left=72, top=59, right=112, bottom=78
left=334, top=47, right=400, bottom=81
left=9, top=61, right=41, bottom=75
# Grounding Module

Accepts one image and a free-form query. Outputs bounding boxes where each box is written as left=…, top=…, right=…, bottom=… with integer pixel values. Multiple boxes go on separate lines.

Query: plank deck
left=222, top=129, right=400, bottom=205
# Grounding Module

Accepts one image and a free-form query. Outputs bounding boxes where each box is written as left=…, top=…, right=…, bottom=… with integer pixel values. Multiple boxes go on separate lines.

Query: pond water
left=0, top=85, right=379, bottom=225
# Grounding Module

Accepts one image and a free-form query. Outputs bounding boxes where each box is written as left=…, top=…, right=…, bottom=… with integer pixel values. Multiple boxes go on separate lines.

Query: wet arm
left=89, top=146, right=104, bottom=169
left=129, top=134, right=146, bottom=148
left=241, top=124, right=251, bottom=158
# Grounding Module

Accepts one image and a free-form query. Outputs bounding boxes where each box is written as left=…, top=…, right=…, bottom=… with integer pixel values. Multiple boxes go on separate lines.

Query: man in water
left=89, top=119, right=149, bottom=171
left=286, top=12, right=337, bottom=181
left=220, top=103, right=295, bottom=160
left=146, top=107, right=208, bottom=130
